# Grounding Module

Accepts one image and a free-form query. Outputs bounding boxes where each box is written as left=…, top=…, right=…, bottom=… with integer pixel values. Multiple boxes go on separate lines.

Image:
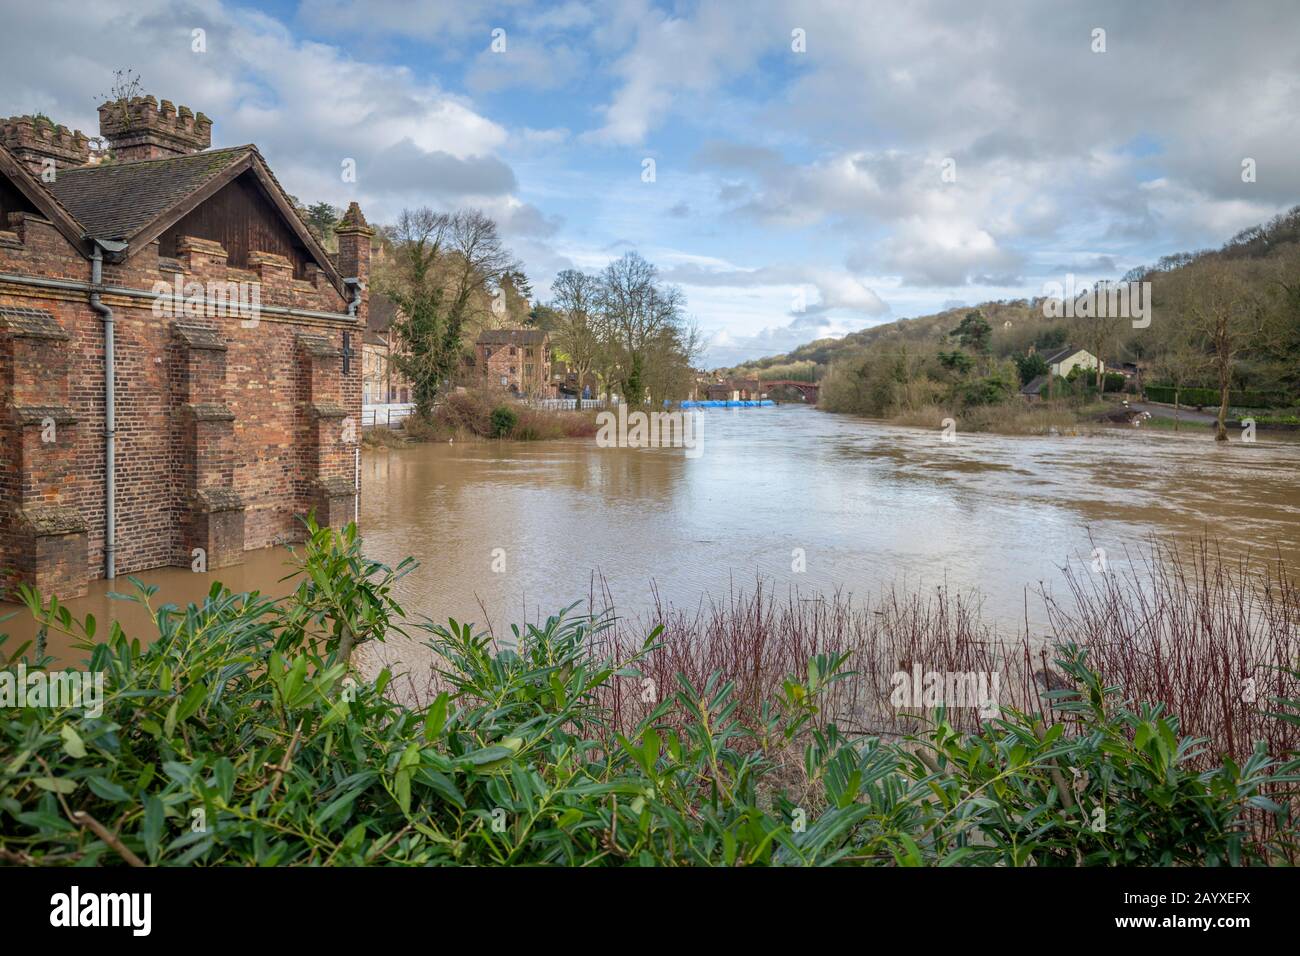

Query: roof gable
left=49, top=146, right=250, bottom=242
left=0, top=143, right=90, bottom=252
left=46, top=146, right=344, bottom=295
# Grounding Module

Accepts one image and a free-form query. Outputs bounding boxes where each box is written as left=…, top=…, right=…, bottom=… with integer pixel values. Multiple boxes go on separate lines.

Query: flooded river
left=9, top=406, right=1300, bottom=668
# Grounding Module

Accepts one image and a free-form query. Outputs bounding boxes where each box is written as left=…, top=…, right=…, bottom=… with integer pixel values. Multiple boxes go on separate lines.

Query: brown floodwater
left=8, top=405, right=1300, bottom=673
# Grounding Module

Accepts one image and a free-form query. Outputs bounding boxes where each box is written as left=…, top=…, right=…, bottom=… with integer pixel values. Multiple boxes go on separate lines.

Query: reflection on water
left=8, top=405, right=1300, bottom=673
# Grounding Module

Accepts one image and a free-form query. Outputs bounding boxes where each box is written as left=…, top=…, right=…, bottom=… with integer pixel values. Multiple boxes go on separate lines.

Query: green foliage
left=1, top=545, right=1295, bottom=866
left=278, top=515, right=414, bottom=667
left=1064, top=366, right=1127, bottom=394
left=490, top=404, right=519, bottom=438
left=1145, top=385, right=1280, bottom=408
left=1034, top=326, right=1068, bottom=350
left=960, top=371, right=1017, bottom=406
left=938, top=350, right=974, bottom=374
left=948, top=311, right=992, bottom=354
left=1014, top=351, right=1049, bottom=385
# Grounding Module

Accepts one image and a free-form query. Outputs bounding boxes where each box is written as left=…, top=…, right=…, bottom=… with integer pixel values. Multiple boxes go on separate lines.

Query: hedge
left=1145, top=385, right=1282, bottom=408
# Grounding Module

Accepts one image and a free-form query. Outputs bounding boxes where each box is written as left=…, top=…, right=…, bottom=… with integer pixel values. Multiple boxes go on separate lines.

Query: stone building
left=474, top=329, right=555, bottom=397
left=0, top=94, right=371, bottom=598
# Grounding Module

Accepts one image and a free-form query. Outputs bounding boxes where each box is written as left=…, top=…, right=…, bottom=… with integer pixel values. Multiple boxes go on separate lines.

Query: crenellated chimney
left=0, top=116, right=91, bottom=178
left=98, top=95, right=212, bottom=162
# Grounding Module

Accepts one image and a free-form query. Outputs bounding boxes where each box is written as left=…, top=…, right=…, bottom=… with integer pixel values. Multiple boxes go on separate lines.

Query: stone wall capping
left=0, top=307, right=71, bottom=340
left=192, top=488, right=245, bottom=514
left=13, top=404, right=78, bottom=425
left=311, top=401, right=349, bottom=419
left=248, top=250, right=292, bottom=269
left=185, top=401, right=236, bottom=422
left=171, top=322, right=227, bottom=350
left=20, top=504, right=87, bottom=537
left=297, top=332, right=340, bottom=358
left=175, top=235, right=229, bottom=258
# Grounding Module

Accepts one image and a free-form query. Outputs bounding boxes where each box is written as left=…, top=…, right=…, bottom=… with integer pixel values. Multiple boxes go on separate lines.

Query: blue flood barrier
left=677, top=399, right=776, bottom=408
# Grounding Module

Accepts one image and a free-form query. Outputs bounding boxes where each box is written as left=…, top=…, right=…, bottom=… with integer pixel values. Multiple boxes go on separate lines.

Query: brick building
left=474, top=329, right=555, bottom=397
left=0, top=95, right=371, bottom=598
left=361, top=292, right=411, bottom=404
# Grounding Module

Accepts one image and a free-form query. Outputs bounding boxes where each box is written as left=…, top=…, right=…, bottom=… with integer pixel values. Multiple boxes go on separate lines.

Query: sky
left=3, top=0, right=1298, bottom=365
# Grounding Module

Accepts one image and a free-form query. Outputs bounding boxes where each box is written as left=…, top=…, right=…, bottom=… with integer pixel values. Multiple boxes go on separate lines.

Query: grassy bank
left=2, top=525, right=1298, bottom=866
left=373, top=388, right=600, bottom=445
left=883, top=399, right=1111, bottom=436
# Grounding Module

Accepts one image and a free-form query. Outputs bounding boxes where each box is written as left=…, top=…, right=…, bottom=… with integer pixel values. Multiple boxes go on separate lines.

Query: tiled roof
left=368, top=291, right=398, bottom=332
left=1041, top=346, right=1083, bottom=365
left=47, top=146, right=251, bottom=240
left=477, top=328, right=547, bottom=346
left=1021, top=374, right=1049, bottom=394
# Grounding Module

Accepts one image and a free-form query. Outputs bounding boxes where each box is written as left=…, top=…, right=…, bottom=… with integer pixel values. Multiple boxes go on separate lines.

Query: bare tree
left=1077, top=281, right=1128, bottom=391
left=550, top=269, right=602, bottom=405
left=1172, top=260, right=1266, bottom=441
left=599, top=252, right=686, bottom=403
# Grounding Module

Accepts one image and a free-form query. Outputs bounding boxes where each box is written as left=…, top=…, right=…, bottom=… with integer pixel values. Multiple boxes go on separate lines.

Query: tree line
left=295, top=201, right=702, bottom=414
left=816, top=205, right=1300, bottom=439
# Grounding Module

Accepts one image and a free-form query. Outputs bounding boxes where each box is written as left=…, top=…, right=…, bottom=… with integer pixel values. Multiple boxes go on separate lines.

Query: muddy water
left=9, top=405, right=1300, bottom=671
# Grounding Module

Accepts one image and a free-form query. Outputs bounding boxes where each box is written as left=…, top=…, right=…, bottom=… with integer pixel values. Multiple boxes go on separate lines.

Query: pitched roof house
left=475, top=329, right=555, bottom=397
left=1040, top=346, right=1103, bottom=378
left=0, top=94, right=373, bottom=598
left=361, top=292, right=412, bottom=405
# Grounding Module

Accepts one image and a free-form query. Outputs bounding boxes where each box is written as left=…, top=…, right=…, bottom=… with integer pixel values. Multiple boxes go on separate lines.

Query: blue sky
left=4, top=0, right=1298, bottom=364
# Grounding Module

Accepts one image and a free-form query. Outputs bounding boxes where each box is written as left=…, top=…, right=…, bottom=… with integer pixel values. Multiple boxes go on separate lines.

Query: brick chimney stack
left=0, top=116, right=90, bottom=178
left=98, top=95, right=212, bottom=162
left=335, top=202, right=374, bottom=322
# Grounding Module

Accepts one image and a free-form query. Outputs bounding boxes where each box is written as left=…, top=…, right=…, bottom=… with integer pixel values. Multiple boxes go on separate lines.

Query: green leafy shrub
left=489, top=404, right=518, bottom=438
left=960, top=373, right=1016, bottom=406
left=1, top=527, right=1296, bottom=866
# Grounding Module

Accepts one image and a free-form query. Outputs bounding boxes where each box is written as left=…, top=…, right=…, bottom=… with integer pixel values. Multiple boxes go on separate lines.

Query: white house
left=1041, top=346, right=1103, bottom=379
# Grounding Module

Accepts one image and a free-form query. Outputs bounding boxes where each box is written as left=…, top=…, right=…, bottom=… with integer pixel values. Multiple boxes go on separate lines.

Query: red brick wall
left=0, top=209, right=364, bottom=598
left=478, top=338, right=553, bottom=395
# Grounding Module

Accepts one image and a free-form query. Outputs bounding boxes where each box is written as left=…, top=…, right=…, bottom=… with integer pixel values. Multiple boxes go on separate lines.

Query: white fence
left=363, top=403, right=415, bottom=429
left=526, top=397, right=611, bottom=411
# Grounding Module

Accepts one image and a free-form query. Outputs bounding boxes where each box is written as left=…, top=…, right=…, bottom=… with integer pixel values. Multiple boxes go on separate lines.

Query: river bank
left=366, top=387, right=600, bottom=446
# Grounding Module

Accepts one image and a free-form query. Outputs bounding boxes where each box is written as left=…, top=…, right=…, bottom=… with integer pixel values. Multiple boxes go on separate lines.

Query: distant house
left=1020, top=374, right=1050, bottom=402
left=1041, top=346, right=1103, bottom=379
left=705, top=379, right=764, bottom=401
left=475, top=328, right=555, bottom=397
left=361, top=292, right=411, bottom=404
